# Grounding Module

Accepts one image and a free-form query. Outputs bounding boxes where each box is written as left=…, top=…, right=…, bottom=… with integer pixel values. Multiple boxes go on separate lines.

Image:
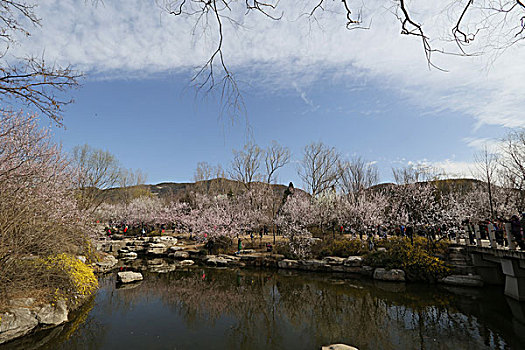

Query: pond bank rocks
left=0, top=298, right=70, bottom=345
left=205, top=255, right=244, bottom=267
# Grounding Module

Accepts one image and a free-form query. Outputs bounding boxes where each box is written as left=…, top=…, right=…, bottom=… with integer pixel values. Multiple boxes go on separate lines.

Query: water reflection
left=3, top=264, right=525, bottom=349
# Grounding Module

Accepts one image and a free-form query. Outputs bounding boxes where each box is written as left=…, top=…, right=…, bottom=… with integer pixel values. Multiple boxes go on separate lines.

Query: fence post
left=474, top=225, right=482, bottom=247
left=464, top=225, right=473, bottom=245
left=488, top=224, right=498, bottom=249
left=505, top=222, right=516, bottom=250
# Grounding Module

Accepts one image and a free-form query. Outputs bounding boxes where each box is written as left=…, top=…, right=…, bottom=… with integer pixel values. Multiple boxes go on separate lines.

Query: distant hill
left=102, top=177, right=493, bottom=204
left=102, top=178, right=302, bottom=203
left=370, top=178, right=485, bottom=191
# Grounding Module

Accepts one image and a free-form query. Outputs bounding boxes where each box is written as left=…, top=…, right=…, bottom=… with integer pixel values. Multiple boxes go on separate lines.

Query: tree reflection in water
left=5, top=266, right=524, bottom=349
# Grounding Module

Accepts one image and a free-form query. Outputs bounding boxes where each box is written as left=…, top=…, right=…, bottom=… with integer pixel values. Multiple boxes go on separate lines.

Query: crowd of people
left=462, top=214, right=525, bottom=249
left=101, top=212, right=525, bottom=252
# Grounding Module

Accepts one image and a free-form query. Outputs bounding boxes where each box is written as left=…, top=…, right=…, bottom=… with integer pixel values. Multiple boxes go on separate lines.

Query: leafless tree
left=0, top=1, right=81, bottom=124
left=194, top=161, right=214, bottom=194
left=499, top=130, right=525, bottom=211
left=473, top=145, right=499, bottom=218
left=72, top=144, right=122, bottom=211
left=118, top=167, right=149, bottom=205
left=299, top=141, right=340, bottom=196
left=264, top=140, right=291, bottom=184
left=392, top=163, right=438, bottom=185
left=230, top=142, right=263, bottom=190
left=338, top=156, right=379, bottom=200
left=194, top=161, right=214, bottom=183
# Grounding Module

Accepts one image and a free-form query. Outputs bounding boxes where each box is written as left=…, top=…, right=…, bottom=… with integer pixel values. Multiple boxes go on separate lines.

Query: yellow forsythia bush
left=38, top=253, right=98, bottom=301
left=365, top=237, right=450, bottom=282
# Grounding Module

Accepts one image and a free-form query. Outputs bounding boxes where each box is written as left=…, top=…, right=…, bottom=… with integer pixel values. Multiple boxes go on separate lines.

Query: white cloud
left=10, top=0, right=525, bottom=128
left=431, top=160, right=476, bottom=179
left=395, top=158, right=476, bottom=179
left=463, top=137, right=508, bottom=154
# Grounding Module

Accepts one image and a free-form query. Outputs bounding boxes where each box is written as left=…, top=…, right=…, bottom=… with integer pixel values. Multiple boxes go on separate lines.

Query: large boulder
left=205, top=256, right=231, bottom=267
left=344, top=256, right=363, bottom=267
left=0, top=307, right=38, bottom=344
left=117, top=271, right=143, bottom=284
left=36, top=299, right=68, bottom=326
left=147, top=258, right=166, bottom=266
left=171, top=251, right=190, bottom=259
left=373, top=268, right=406, bottom=282
left=301, top=259, right=330, bottom=271
left=323, top=257, right=345, bottom=265
left=168, top=246, right=185, bottom=252
left=277, top=259, right=300, bottom=269
left=146, top=243, right=167, bottom=255
left=441, top=274, right=484, bottom=287
left=179, top=260, right=194, bottom=266
left=95, top=254, right=118, bottom=273
left=120, top=251, right=138, bottom=260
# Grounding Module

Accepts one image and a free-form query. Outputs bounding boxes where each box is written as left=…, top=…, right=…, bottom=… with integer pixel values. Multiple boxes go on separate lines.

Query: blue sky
left=17, top=1, right=524, bottom=187
left=50, top=73, right=502, bottom=186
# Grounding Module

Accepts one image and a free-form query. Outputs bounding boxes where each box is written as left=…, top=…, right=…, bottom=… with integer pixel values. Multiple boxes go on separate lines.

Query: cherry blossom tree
left=275, top=193, right=316, bottom=257
left=0, top=112, right=93, bottom=299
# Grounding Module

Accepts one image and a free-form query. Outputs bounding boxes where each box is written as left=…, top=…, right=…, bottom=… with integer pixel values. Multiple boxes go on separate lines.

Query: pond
left=2, top=264, right=525, bottom=350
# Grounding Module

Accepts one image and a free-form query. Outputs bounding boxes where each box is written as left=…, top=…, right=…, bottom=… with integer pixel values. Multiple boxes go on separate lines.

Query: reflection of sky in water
left=4, top=265, right=525, bottom=350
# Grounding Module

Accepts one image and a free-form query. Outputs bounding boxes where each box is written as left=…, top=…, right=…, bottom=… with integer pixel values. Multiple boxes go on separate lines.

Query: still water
left=3, top=264, right=525, bottom=350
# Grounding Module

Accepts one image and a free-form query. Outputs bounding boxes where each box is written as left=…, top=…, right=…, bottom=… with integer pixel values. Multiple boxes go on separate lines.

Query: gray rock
left=168, top=246, right=185, bottom=252
left=120, top=251, right=138, bottom=259
left=277, top=259, right=300, bottom=269
left=36, top=300, right=68, bottom=326
left=441, top=274, right=484, bottom=287
left=301, top=259, right=330, bottom=271
left=238, top=249, right=255, bottom=254
left=152, top=236, right=177, bottom=244
left=0, top=308, right=38, bottom=344
left=323, top=257, right=345, bottom=265
left=321, top=344, right=359, bottom=350
left=147, top=258, right=166, bottom=266
left=344, top=256, right=363, bottom=267
left=218, top=254, right=240, bottom=261
left=117, top=271, right=143, bottom=283
left=147, top=243, right=167, bottom=255
left=179, top=260, right=194, bottom=266
left=205, top=256, right=230, bottom=267
left=172, top=251, right=190, bottom=259
left=95, top=254, right=118, bottom=273
left=373, top=268, right=406, bottom=282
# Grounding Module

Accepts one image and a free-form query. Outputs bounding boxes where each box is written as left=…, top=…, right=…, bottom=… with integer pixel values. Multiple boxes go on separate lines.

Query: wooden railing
left=457, top=224, right=520, bottom=250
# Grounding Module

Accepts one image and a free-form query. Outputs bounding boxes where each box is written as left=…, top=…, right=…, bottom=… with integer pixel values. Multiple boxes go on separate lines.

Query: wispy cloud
left=463, top=137, right=505, bottom=153
left=12, top=0, right=525, bottom=129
